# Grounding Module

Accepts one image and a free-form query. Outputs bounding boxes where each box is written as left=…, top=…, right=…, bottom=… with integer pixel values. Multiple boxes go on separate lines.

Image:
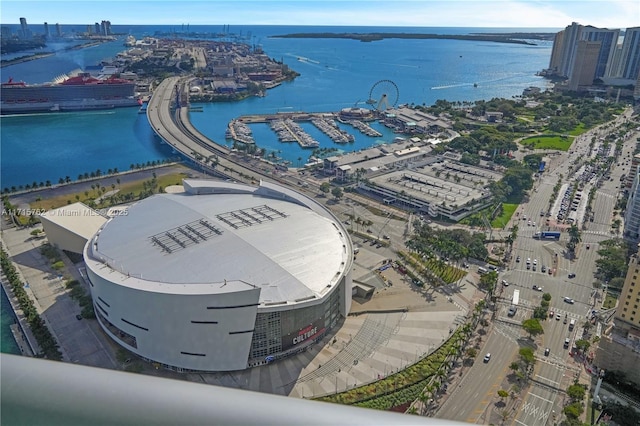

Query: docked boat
left=1, top=73, right=139, bottom=115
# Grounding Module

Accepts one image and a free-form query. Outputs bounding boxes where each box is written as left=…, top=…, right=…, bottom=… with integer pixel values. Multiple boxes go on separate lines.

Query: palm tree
left=418, top=389, right=430, bottom=415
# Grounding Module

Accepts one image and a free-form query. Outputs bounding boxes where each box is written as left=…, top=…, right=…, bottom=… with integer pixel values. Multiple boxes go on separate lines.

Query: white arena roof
left=88, top=180, right=352, bottom=306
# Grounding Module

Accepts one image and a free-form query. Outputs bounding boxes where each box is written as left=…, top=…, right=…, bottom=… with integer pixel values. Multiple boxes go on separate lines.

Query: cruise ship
left=0, top=73, right=139, bottom=114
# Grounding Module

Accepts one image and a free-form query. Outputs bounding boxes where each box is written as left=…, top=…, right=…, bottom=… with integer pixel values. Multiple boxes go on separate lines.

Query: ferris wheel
left=366, top=79, right=399, bottom=111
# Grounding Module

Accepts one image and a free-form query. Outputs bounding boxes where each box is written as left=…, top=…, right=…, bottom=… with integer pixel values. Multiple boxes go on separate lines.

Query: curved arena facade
left=83, top=179, right=353, bottom=372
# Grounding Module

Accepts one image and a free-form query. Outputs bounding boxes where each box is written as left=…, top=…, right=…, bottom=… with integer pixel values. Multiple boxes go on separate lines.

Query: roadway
left=509, top=109, right=637, bottom=426
left=437, top=331, right=519, bottom=423
left=433, top=107, right=637, bottom=425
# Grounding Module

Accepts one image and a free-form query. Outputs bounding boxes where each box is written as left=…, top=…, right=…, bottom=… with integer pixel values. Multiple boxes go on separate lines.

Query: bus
left=508, top=290, right=520, bottom=316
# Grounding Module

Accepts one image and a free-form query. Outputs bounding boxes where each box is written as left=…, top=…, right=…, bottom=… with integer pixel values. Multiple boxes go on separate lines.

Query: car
left=548, top=268, right=553, bottom=275
left=526, top=264, right=531, bottom=270
left=556, top=313, right=561, bottom=320
left=502, top=279, right=509, bottom=287
left=382, top=235, right=390, bottom=240
left=541, top=265, right=546, bottom=272
left=586, top=244, right=590, bottom=249
left=526, top=257, right=531, bottom=264
left=533, top=259, right=537, bottom=265
left=516, top=256, right=521, bottom=263
left=75, top=314, right=83, bottom=320
left=544, top=348, right=550, bottom=356
left=563, top=297, right=575, bottom=304
left=532, top=265, right=537, bottom=271
left=549, top=310, right=554, bottom=318
left=568, top=273, right=576, bottom=278
left=563, top=316, right=568, bottom=324
left=533, top=285, right=543, bottom=292
left=376, top=244, right=383, bottom=248
left=483, top=353, right=491, bottom=363
left=508, top=306, right=517, bottom=317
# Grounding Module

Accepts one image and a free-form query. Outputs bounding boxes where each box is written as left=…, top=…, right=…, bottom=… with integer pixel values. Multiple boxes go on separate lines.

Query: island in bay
left=272, top=32, right=555, bottom=45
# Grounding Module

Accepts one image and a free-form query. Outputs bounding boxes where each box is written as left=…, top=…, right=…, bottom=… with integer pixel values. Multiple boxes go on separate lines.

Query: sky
left=1, top=0, right=638, bottom=29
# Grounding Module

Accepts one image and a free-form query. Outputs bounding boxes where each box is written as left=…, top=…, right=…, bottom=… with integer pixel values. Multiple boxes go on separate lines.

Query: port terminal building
left=75, top=180, right=354, bottom=372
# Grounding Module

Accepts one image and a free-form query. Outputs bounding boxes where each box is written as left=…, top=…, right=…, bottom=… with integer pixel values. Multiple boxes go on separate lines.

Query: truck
left=508, top=290, right=520, bottom=316
left=534, top=231, right=561, bottom=240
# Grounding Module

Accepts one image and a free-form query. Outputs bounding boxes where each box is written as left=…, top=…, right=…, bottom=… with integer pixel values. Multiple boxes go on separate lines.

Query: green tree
left=522, top=318, right=544, bottom=339
left=574, top=339, right=590, bottom=354
left=497, top=389, right=509, bottom=402
left=319, top=182, right=331, bottom=195
left=518, top=347, right=535, bottom=366
left=331, top=186, right=343, bottom=200
left=479, top=271, right=498, bottom=294
left=533, top=306, right=548, bottom=320
left=566, top=384, right=586, bottom=402
left=563, top=402, right=584, bottom=419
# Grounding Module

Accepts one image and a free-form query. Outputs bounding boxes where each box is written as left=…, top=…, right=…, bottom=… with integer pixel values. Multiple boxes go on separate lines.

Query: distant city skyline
left=1, top=0, right=638, bottom=29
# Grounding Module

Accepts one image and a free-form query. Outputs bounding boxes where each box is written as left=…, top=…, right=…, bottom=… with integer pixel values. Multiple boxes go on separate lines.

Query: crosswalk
left=582, top=230, right=614, bottom=237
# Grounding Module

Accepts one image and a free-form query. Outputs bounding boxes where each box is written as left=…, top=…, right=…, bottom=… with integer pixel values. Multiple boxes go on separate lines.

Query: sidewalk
left=1, top=223, right=117, bottom=369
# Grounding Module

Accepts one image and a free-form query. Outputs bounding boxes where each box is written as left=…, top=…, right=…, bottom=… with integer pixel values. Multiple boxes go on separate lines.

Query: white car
left=483, top=353, right=491, bottom=363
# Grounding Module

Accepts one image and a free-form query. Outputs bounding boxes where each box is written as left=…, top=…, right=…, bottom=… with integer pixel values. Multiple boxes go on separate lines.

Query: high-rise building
left=94, top=23, right=100, bottom=35
left=19, top=17, right=31, bottom=39
left=568, top=40, right=601, bottom=91
left=579, top=26, right=620, bottom=79
left=548, top=30, right=565, bottom=74
left=43, top=22, right=50, bottom=38
left=624, top=169, right=640, bottom=244
left=618, top=27, right=640, bottom=81
left=548, top=22, right=636, bottom=87
left=100, top=20, right=112, bottom=36
left=556, top=22, right=583, bottom=78
left=55, top=23, right=62, bottom=38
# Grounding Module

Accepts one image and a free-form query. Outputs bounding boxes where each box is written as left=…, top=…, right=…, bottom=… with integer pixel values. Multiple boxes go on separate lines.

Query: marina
left=311, top=117, right=354, bottom=144
left=345, top=119, right=382, bottom=137
left=225, top=119, right=255, bottom=145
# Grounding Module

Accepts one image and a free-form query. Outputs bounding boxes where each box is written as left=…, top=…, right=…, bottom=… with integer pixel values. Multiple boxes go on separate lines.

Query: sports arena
left=83, top=179, right=353, bottom=372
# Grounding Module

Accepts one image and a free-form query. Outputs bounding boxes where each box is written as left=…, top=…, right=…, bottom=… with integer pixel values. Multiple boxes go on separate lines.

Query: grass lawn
left=603, top=292, right=618, bottom=309
left=568, top=123, right=588, bottom=136
left=521, top=134, right=573, bottom=151
left=491, top=203, right=518, bottom=228
left=30, top=172, right=189, bottom=211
